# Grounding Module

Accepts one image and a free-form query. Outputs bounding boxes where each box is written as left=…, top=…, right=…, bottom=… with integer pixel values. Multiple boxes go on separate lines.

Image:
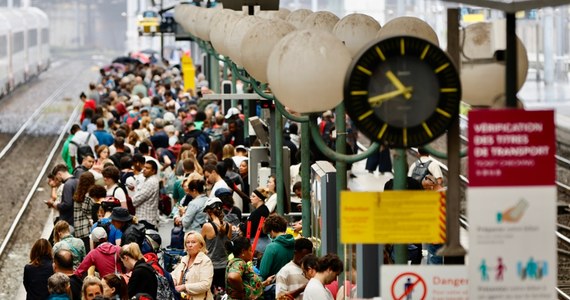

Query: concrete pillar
left=543, top=7, right=555, bottom=85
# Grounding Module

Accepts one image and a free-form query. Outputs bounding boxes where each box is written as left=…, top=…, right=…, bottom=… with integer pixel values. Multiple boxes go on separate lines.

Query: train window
left=13, top=32, right=24, bottom=53
left=41, top=28, right=49, bottom=44
left=0, top=36, right=6, bottom=58
left=28, top=29, right=37, bottom=47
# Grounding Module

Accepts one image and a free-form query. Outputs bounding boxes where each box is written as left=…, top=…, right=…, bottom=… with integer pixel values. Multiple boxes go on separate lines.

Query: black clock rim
left=344, top=35, right=462, bottom=148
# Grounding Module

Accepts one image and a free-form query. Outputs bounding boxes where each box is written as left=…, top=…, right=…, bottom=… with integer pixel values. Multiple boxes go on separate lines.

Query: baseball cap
left=90, top=227, right=107, bottom=243
left=203, top=197, right=223, bottom=212
left=225, top=107, right=240, bottom=119
left=214, top=188, right=233, bottom=197
left=235, top=145, right=248, bottom=152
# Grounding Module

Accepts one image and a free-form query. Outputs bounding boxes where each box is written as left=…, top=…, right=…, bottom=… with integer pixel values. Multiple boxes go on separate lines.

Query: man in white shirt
left=407, top=147, right=444, bottom=185
left=303, top=254, right=344, bottom=300
left=204, top=162, right=230, bottom=198
left=133, top=160, right=160, bottom=230
left=68, top=126, right=99, bottom=169
left=102, top=166, right=127, bottom=208
left=275, top=238, right=314, bottom=300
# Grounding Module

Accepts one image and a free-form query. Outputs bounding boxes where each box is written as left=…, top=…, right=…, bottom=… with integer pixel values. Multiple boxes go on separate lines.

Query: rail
left=0, top=104, right=81, bottom=259
left=0, top=76, right=76, bottom=160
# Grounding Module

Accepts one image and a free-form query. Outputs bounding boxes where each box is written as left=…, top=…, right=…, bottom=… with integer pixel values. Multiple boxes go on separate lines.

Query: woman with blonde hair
left=222, top=144, right=236, bottom=161
left=81, top=276, right=103, bottom=300
left=171, top=231, right=214, bottom=300
left=119, top=243, right=157, bottom=299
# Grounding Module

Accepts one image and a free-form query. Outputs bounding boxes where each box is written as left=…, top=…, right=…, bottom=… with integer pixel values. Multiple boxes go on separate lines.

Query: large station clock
left=344, top=36, right=461, bottom=148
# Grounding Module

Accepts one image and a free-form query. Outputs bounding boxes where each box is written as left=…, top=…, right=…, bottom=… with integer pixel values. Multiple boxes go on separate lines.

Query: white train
left=0, top=7, right=50, bottom=97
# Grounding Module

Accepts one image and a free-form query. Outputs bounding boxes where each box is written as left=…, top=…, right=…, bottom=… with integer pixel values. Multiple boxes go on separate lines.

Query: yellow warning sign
left=340, top=191, right=446, bottom=244
left=181, top=55, right=196, bottom=93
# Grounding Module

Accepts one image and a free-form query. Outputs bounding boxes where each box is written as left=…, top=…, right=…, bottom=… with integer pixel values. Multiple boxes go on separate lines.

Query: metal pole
left=160, top=0, right=164, bottom=60
left=393, top=149, right=408, bottom=264
left=439, top=8, right=466, bottom=265
left=334, top=104, right=346, bottom=257
left=209, top=53, right=220, bottom=93
left=275, top=105, right=285, bottom=215
left=231, top=67, right=238, bottom=107
left=333, top=104, right=347, bottom=286
left=301, top=121, right=311, bottom=237
left=506, top=12, right=518, bottom=108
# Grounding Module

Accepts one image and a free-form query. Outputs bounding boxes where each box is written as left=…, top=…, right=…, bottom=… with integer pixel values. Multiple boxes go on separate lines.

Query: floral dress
left=226, top=258, right=263, bottom=300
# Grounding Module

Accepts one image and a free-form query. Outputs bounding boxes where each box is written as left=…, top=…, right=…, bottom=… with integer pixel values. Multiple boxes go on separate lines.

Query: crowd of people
left=23, top=56, right=346, bottom=300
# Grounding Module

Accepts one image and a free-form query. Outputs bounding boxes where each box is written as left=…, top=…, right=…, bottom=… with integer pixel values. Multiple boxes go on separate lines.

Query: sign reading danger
left=382, top=266, right=468, bottom=300
left=391, top=272, right=427, bottom=300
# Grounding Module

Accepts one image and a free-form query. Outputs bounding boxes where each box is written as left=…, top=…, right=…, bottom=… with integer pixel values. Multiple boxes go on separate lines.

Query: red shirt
left=80, top=99, right=96, bottom=123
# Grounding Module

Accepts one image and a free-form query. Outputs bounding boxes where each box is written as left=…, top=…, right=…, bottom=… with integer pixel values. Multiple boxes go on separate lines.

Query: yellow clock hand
left=368, top=87, right=413, bottom=106
left=385, top=70, right=412, bottom=99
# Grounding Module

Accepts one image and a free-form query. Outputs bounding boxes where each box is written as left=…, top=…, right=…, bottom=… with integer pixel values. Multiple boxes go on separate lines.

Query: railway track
left=0, top=104, right=80, bottom=258
left=0, top=58, right=94, bottom=261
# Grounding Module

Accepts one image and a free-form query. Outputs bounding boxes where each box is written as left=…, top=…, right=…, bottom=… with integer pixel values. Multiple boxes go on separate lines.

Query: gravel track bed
left=0, top=53, right=102, bottom=299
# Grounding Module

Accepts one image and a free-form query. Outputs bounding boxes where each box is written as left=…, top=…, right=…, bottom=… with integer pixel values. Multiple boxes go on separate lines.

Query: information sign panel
left=468, top=109, right=556, bottom=300
left=340, top=191, right=445, bottom=244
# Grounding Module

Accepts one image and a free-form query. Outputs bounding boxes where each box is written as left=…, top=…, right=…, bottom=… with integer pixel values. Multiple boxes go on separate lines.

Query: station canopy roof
left=441, top=0, right=570, bottom=12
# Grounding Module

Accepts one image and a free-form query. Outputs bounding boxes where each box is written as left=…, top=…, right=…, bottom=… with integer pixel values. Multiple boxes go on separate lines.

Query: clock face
left=344, top=36, right=461, bottom=148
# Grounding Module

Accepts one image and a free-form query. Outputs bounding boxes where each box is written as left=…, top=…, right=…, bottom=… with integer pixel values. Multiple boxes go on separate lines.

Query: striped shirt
left=275, top=261, right=308, bottom=300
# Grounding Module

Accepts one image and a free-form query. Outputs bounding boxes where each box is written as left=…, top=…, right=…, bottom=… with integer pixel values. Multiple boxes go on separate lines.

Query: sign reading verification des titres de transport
left=467, top=109, right=556, bottom=300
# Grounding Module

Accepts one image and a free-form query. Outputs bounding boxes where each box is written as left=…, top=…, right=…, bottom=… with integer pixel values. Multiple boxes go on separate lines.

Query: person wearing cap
left=223, top=108, right=245, bottom=147
left=74, top=227, right=122, bottom=279
left=215, top=188, right=242, bottom=221
left=175, top=174, right=208, bottom=233
left=319, top=110, right=335, bottom=148
left=201, top=197, right=232, bottom=295
left=109, top=207, right=140, bottom=247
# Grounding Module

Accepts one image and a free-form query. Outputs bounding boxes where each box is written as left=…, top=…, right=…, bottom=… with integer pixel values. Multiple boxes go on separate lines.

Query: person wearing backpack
left=74, top=227, right=122, bottom=279
left=110, top=207, right=145, bottom=248
left=119, top=243, right=158, bottom=299
left=91, top=188, right=123, bottom=246
left=102, top=166, right=128, bottom=207
left=407, top=147, right=444, bottom=185
left=68, top=126, right=99, bottom=169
